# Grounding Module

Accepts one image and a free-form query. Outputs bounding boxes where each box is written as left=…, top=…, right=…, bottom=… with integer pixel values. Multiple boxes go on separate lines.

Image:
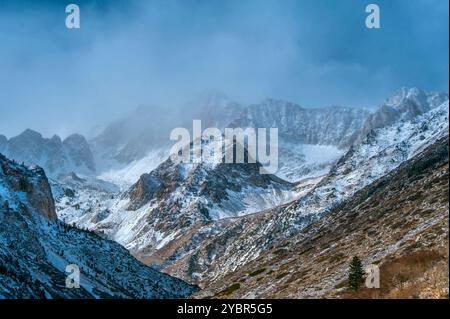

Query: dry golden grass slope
left=195, top=136, right=449, bottom=299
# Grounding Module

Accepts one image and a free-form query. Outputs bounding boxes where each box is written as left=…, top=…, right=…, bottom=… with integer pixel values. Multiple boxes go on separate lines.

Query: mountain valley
left=1, top=87, right=448, bottom=299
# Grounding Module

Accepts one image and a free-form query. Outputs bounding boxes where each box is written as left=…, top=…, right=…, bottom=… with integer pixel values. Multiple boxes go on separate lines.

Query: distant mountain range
left=2, top=87, right=447, bottom=184
left=0, top=130, right=95, bottom=178
left=0, top=91, right=368, bottom=182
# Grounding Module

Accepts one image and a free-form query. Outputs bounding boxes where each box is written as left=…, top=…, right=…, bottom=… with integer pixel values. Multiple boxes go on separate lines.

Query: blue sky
left=0, top=0, right=448, bottom=137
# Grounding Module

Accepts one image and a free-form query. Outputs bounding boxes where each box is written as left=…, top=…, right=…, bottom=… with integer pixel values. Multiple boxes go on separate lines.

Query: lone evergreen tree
left=348, top=256, right=364, bottom=290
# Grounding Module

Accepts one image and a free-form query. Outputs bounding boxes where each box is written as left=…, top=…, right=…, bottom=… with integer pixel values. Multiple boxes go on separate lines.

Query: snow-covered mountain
left=91, top=92, right=244, bottom=174
left=93, top=96, right=369, bottom=186
left=54, top=138, right=296, bottom=268
left=231, top=99, right=370, bottom=148
left=0, top=153, right=197, bottom=298
left=14, top=87, right=446, bottom=297
left=283, top=99, right=449, bottom=230
left=162, top=98, right=449, bottom=284
left=88, top=87, right=448, bottom=187
left=0, top=129, right=95, bottom=178
left=0, top=88, right=449, bottom=298
left=90, top=105, right=180, bottom=168
left=356, top=87, right=448, bottom=143
left=228, top=99, right=370, bottom=182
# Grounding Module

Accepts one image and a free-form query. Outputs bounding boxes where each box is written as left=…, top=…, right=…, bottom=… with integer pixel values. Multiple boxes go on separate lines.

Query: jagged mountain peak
left=0, top=153, right=57, bottom=221
left=356, top=87, right=449, bottom=143
left=16, top=128, right=43, bottom=140
left=63, top=133, right=88, bottom=144
left=0, top=130, right=95, bottom=178
left=49, top=135, right=63, bottom=144
left=384, top=86, right=448, bottom=110
left=125, top=136, right=293, bottom=215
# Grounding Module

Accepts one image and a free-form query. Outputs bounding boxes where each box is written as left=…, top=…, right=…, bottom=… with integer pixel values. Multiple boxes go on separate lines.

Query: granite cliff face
left=0, top=153, right=56, bottom=221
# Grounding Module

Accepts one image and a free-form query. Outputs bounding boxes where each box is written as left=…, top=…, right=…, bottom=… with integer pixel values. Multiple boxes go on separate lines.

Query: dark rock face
left=0, top=153, right=56, bottom=221
left=127, top=174, right=162, bottom=211
left=91, top=92, right=244, bottom=166
left=63, top=134, right=96, bottom=172
left=23, top=168, right=57, bottom=221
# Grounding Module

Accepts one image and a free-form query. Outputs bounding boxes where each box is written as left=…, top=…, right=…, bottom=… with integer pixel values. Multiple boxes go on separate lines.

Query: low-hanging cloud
left=0, top=0, right=448, bottom=138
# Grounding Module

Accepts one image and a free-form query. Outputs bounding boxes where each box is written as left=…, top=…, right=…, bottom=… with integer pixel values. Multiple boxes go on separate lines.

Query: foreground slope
left=195, top=136, right=449, bottom=299
left=0, top=153, right=197, bottom=298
